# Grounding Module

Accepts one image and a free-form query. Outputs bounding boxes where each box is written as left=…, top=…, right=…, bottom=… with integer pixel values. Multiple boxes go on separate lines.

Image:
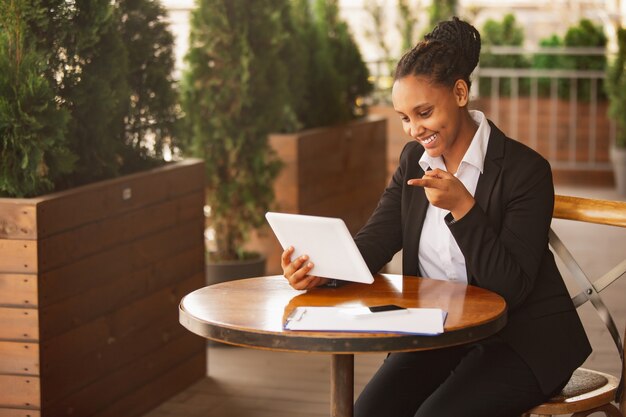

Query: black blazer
left=354, top=121, right=591, bottom=394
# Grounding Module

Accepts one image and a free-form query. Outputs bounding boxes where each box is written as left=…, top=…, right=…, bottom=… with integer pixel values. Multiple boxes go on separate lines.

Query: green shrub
left=532, top=34, right=567, bottom=97
left=533, top=19, right=607, bottom=101
left=117, top=0, right=181, bottom=170
left=180, top=0, right=288, bottom=261
left=0, top=0, right=75, bottom=197
left=0, top=0, right=179, bottom=197
left=289, top=0, right=372, bottom=130
left=563, top=19, right=607, bottom=101
left=479, top=14, right=530, bottom=97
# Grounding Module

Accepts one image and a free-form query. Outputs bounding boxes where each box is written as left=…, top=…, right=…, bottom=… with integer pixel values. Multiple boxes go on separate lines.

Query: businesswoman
left=281, top=17, right=591, bottom=417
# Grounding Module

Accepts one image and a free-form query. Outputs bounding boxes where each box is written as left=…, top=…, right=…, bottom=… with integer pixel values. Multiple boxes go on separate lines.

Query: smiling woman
left=280, top=16, right=592, bottom=417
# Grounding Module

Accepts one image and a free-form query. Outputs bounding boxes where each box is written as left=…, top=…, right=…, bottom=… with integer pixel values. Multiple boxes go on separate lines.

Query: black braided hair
left=394, top=17, right=481, bottom=90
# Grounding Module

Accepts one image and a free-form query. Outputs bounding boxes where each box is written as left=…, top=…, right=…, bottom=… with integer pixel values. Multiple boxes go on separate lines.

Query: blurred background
left=1, top=1, right=625, bottom=416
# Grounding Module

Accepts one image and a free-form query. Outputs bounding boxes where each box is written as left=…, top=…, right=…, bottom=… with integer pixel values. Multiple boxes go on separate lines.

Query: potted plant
left=259, top=0, right=387, bottom=274
left=179, top=0, right=291, bottom=283
left=0, top=1, right=205, bottom=415
left=607, top=27, right=626, bottom=196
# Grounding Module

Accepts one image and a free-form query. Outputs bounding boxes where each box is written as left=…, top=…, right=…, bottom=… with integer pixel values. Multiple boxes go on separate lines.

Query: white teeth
left=422, top=133, right=437, bottom=144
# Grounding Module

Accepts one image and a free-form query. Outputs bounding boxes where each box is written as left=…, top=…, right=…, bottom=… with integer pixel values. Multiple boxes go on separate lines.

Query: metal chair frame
left=523, top=195, right=626, bottom=417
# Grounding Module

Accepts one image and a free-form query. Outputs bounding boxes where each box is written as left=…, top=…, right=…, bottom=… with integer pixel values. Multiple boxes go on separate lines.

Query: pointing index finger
left=407, top=177, right=444, bottom=188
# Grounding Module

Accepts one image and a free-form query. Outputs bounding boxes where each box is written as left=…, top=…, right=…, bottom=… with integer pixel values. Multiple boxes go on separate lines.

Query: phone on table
left=342, top=304, right=409, bottom=318
left=368, top=304, right=406, bottom=313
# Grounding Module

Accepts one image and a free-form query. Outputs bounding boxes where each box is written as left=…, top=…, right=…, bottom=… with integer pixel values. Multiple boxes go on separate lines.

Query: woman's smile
left=419, top=132, right=438, bottom=147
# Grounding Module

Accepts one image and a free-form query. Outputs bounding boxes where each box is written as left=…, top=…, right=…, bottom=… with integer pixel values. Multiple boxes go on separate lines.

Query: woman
left=281, top=17, right=591, bottom=417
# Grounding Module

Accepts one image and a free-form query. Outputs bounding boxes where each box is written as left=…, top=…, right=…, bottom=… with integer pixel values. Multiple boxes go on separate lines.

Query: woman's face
left=392, top=75, right=468, bottom=160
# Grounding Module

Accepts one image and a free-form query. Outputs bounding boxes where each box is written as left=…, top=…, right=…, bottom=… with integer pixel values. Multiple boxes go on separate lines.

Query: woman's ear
left=453, top=79, right=469, bottom=107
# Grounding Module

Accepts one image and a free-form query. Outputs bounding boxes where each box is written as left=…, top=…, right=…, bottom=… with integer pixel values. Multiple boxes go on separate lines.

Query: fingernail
left=307, top=262, right=313, bottom=268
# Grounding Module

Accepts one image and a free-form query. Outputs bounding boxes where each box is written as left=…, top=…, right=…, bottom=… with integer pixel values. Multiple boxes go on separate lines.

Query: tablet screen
left=265, top=212, right=374, bottom=284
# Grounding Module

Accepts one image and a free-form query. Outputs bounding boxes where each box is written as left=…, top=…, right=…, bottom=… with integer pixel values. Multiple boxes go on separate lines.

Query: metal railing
left=367, top=47, right=616, bottom=171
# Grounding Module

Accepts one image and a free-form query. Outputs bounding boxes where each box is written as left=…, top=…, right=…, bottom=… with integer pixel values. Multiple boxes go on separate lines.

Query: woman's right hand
left=281, top=246, right=329, bottom=290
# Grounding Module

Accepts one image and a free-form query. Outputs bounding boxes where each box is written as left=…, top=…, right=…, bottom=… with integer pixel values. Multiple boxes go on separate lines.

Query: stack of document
left=284, top=306, right=446, bottom=335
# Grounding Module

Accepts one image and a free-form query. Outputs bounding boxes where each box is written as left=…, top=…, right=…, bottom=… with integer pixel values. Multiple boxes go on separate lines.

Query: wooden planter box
left=0, top=159, right=206, bottom=417
left=252, top=115, right=388, bottom=274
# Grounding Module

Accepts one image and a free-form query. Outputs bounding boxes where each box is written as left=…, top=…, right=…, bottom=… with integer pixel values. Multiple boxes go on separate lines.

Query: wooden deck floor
left=143, top=186, right=625, bottom=417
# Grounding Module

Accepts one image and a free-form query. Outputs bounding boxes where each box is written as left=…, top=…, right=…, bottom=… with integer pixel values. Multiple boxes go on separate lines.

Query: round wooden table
left=179, top=274, right=507, bottom=417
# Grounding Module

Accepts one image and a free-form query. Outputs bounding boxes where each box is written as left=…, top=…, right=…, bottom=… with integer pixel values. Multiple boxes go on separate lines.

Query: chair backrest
left=549, top=194, right=626, bottom=406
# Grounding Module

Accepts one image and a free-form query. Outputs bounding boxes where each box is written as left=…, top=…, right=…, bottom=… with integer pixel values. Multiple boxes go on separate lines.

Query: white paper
left=284, top=307, right=446, bottom=335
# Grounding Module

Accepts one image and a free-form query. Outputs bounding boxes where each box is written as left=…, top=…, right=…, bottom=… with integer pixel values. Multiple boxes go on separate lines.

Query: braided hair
left=394, top=17, right=481, bottom=90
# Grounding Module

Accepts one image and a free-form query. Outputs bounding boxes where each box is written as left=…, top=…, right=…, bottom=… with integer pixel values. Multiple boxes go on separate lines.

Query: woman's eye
left=400, top=116, right=410, bottom=123
left=419, top=109, right=432, bottom=118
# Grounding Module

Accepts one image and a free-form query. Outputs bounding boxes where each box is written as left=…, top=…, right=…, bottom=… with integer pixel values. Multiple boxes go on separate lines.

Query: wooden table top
left=179, top=274, right=507, bottom=354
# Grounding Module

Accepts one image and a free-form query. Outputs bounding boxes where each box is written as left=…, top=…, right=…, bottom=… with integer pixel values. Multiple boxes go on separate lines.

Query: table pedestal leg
left=331, top=354, right=354, bottom=417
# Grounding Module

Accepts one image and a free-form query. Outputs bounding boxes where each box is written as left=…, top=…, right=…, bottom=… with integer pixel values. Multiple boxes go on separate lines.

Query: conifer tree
left=2, top=0, right=179, bottom=196
left=116, top=0, right=180, bottom=166
left=0, top=0, right=75, bottom=197
left=63, top=1, right=130, bottom=184
left=308, top=0, right=372, bottom=126
left=26, top=0, right=130, bottom=186
left=180, top=0, right=288, bottom=261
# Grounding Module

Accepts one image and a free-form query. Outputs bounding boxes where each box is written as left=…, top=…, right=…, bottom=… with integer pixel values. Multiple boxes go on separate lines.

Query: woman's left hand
left=407, top=168, right=475, bottom=220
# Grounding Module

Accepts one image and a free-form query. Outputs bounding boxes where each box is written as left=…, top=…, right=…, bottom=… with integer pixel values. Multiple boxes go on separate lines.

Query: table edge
left=179, top=304, right=508, bottom=354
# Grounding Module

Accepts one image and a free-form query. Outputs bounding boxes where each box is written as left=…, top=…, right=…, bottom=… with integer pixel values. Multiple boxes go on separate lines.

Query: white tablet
left=265, top=212, right=374, bottom=284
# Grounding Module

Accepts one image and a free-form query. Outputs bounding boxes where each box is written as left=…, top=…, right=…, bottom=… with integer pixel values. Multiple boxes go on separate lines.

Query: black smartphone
left=368, top=304, right=406, bottom=313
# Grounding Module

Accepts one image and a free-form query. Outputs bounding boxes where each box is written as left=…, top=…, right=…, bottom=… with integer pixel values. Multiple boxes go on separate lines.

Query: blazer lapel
left=401, top=146, right=429, bottom=277
left=474, top=121, right=505, bottom=213
left=403, top=184, right=429, bottom=276
left=466, top=121, right=505, bottom=283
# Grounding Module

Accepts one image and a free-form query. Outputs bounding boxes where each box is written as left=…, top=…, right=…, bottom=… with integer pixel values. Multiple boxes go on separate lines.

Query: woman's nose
left=408, top=121, right=423, bottom=139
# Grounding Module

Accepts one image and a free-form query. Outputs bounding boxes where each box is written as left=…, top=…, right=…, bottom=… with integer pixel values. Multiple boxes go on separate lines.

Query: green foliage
left=479, top=14, right=530, bottom=97
left=286, top=0, right=347, bottom=129
left=532, top=35, right=568, bottom=98
left=428, top=0, right=456, bottom=30
left=1, top=0, right=179, bottom=197
left=63, top=2, right=131, bottom=185
left=532, top=19, right=606, bottom=100
left=0, top=0, right=75, bottom=197
left=563, top=19, right=607, bottom=100
left=397, top=0, right=420, bottom=53
left=179, top=0, right=372, bottom=260
left=302, top=0, right=372, bottom=128
left=606, top=28, right=626, bottom=148
left=363, top=0, right=393, bottom=75
left=180, top=0, right=288, bottom=261
left=116, top=0, right=180, bottom=169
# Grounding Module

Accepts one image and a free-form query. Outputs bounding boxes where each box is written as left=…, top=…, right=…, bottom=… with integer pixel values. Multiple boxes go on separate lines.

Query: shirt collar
left=418, top=110, right=491, bottom=174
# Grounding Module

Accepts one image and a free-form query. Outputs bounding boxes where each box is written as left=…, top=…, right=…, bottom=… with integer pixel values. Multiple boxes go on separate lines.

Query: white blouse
left=417, top=110, right=491, bottom=283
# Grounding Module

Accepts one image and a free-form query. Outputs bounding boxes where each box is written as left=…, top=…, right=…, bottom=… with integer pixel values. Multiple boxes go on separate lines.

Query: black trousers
left=354, top=336, right=568, bottom=417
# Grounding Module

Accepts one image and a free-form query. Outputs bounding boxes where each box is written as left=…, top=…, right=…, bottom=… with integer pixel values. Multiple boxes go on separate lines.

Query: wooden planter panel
left=0, top=160, right=206, bottom=417
left=0, top=375, right=40, bottom=409
left=0, top=274, right=37, bottom=307
left=259, top=116, right=388, bottom=274
left=0, top=410, right=40, bottom=417
left=0, top=342, right=39, bottom=376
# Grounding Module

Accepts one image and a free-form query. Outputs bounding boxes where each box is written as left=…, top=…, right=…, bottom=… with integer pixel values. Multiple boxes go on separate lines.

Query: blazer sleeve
left=447, top=148, right=555, bottom=311
left=353, top=144, right=409, bottom=274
